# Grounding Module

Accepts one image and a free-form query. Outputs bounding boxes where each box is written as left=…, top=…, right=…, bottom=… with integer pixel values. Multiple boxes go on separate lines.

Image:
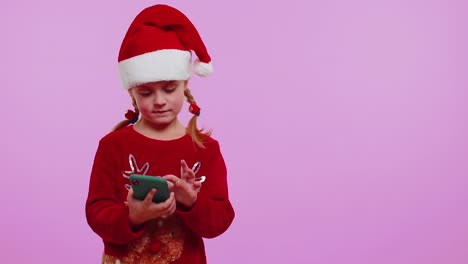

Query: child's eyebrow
left=164, top=81, right=177, bottom=87
left=136, top=81, right=177, bottom=90
left=136, top=86, right=153, bottom=92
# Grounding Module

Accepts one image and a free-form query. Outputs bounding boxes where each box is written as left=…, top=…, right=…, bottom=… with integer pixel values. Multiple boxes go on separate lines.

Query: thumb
left=144, top=188, right=157, bottom=204
left=127, top=188, right=134, bottom=201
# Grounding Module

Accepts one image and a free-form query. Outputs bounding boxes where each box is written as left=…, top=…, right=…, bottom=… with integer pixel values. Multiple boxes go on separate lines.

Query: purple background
left=2, top=0, right=467, bottom=263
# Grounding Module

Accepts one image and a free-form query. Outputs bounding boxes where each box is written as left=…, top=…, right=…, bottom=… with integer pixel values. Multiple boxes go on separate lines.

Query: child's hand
left=126, top=188, right=176, bottom=226
left=164, top=160, right=202, bottom=208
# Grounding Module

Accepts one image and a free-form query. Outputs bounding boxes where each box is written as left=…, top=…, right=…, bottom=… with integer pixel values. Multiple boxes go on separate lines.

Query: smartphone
left=129, top=174, right=170, bottom=203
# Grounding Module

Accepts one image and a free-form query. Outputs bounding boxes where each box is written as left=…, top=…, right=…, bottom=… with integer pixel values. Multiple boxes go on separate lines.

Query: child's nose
left=153, top=94, right=166, bottom=105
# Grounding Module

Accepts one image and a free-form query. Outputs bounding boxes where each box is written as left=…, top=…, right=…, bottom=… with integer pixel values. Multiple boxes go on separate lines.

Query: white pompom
left=194, top=59, right=214, bottom=77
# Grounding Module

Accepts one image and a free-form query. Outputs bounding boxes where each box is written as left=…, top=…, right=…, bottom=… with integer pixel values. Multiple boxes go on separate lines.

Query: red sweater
left=86, top=125, right=234, bottom=264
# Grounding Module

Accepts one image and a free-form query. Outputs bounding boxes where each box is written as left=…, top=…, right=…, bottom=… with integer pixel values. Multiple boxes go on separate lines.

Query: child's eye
left=164, top=88, right=176, bottom=93
left=139, top=92, right=151, bottom=97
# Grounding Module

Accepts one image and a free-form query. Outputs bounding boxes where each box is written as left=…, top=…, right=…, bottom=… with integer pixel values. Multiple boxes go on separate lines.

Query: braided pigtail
left=111, top=98, right=140, bottom=132
left=184, top=88, right=212, bottom=148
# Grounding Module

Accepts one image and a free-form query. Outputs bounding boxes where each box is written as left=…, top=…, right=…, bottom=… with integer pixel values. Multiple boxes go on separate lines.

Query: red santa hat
left=118, top=4, right=213, bottom=90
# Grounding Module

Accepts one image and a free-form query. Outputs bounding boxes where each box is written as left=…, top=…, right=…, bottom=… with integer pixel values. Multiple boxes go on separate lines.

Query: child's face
left=130, top=80, right=187, bottom=128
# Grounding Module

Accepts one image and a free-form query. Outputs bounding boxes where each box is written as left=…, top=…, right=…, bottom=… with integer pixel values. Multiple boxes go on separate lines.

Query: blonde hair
left=111, top=87, right=212, bottom=148
left=111, top=97, right=139, bottom=132
left=184, top=88, right=212, bottom=148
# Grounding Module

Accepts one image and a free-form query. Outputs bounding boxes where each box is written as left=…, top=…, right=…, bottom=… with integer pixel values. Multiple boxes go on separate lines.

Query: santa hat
left=118, top=5, right=213, bottom=90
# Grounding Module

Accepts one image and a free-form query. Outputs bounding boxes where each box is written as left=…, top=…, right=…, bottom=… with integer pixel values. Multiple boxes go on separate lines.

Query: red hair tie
left=125, top=110, right=138, bottom=124
left=189, top=104, right=201, bottom=116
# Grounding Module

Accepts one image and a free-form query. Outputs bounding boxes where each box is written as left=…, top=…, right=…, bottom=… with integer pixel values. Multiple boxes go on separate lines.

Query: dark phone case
left=129, top=174, right=170, bottom=203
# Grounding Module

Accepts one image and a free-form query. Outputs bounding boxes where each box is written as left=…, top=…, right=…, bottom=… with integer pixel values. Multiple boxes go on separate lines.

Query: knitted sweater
left=86, top=125, right=234, bottom=264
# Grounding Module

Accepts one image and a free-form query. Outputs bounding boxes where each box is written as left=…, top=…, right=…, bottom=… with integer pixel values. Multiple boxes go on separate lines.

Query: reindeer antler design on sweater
left=121, top=154, right=150, bottom=190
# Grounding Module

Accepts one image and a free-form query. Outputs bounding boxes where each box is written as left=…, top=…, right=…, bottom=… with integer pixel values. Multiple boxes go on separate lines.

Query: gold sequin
left=102, top=214, right=185, bottom=264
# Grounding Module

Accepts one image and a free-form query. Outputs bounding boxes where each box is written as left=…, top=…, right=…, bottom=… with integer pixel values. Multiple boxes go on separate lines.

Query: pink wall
left=2, top=0, right=467, bottom=263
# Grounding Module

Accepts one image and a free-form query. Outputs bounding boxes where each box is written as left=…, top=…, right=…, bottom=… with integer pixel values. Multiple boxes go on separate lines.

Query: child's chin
left=150, top=118, right=173, bottom=127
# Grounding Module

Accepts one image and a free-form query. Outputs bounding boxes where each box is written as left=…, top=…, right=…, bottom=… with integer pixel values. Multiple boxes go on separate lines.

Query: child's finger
left=164, top=174, right=180, bottom=184
left=181, top=160, right=195, bottom=183
left=144, top=188, right=157, bottom=204
left=167, top=192, right=175, bottom=204
left=166, top=180, right=174, bottom=191
left=187, top=169, right=195, bottom=183
left=180, top=160, right=188, bottom=172
left=158, top=192, right=175, bottom=211
left=165, top=197, right=176, bottom=215
left=193, top=181, right=202, bottom=191
left=127, top=188, right=134, bottom=201
left=181, top=160, right=193, bottom=179
left=181, top=159, right=189, bottom=170
left=180, top=160, right=188, bottom=178
left=160, top=192, right=174, bottom=205
left=167, top=201, right=176, bottom=215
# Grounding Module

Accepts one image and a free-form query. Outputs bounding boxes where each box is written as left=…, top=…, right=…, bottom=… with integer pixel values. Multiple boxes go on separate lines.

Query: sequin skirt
left=102, top=215, right=185, bottom=264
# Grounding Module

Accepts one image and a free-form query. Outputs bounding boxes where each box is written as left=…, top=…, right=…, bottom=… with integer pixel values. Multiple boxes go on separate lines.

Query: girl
left=85, top=5, right=235, bottom=264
